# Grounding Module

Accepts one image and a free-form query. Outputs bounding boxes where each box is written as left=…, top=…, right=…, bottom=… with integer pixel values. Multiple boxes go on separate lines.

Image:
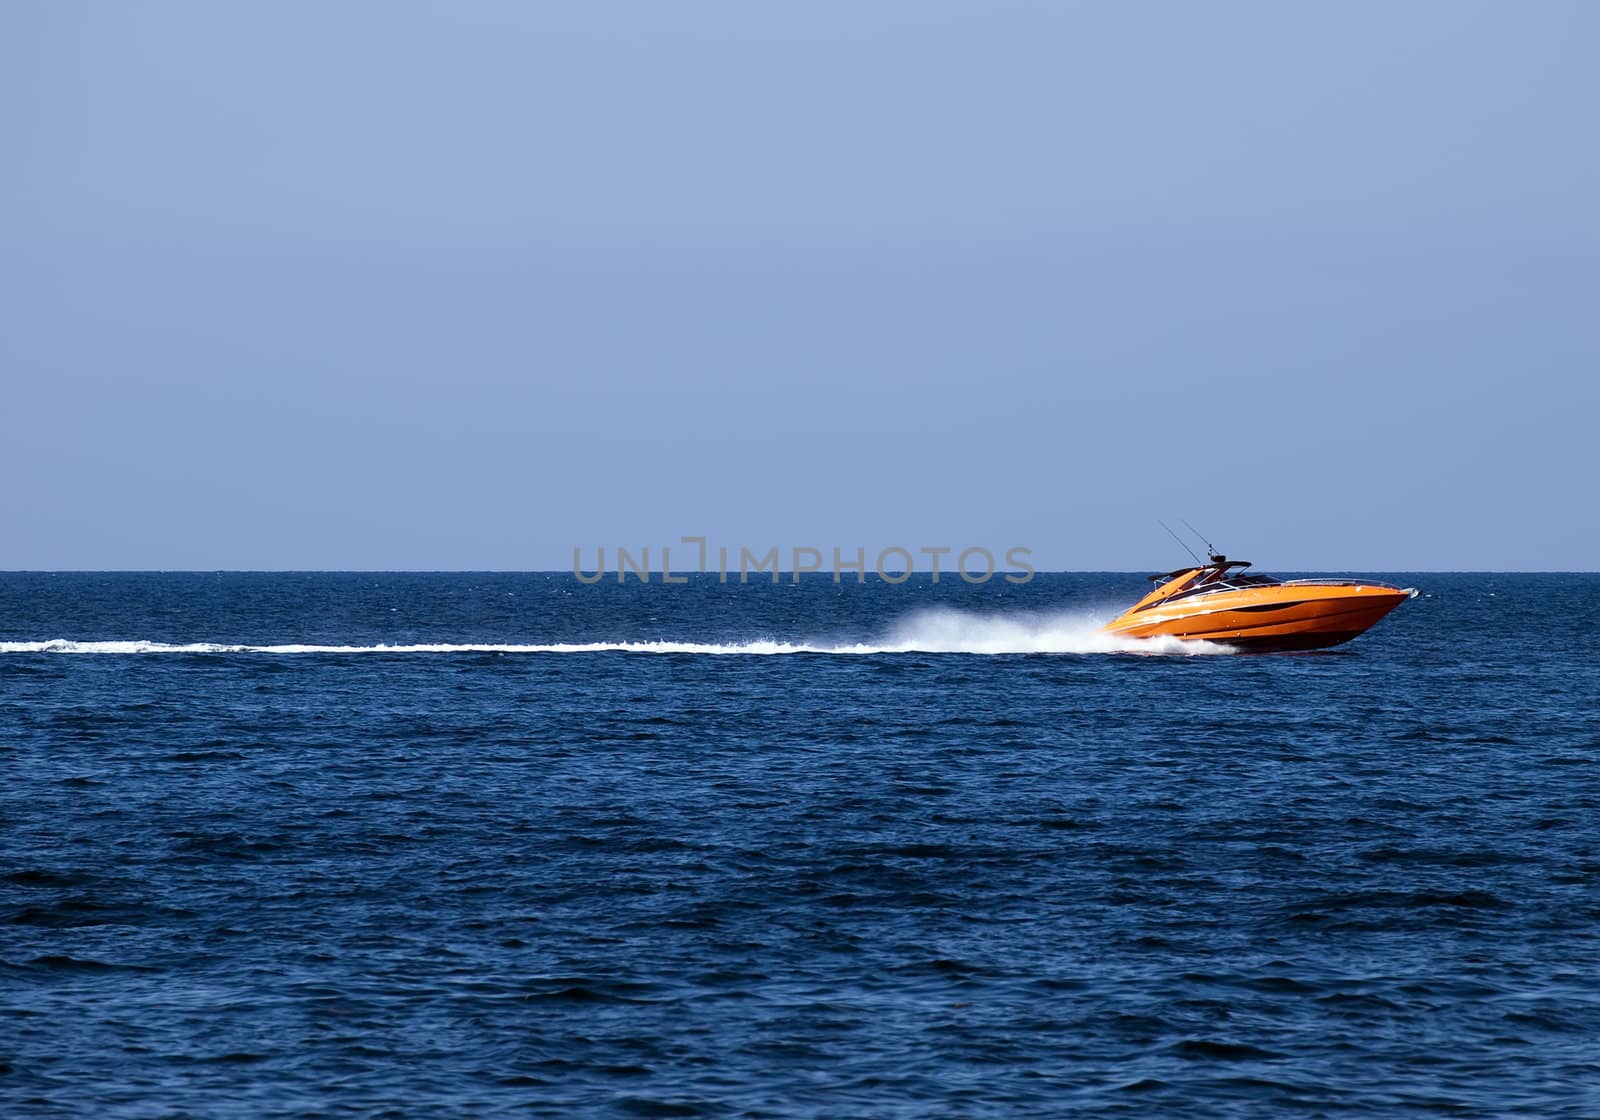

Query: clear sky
left=3, top=2, right=1596, bottom=570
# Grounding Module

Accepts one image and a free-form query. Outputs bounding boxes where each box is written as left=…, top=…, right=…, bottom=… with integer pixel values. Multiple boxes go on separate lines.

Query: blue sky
left=3, top=2, right=1596, bottom=570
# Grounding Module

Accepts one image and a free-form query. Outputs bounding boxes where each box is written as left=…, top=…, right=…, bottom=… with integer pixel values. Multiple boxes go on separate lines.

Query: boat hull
left=1104, top=585, right=1411, bottom=652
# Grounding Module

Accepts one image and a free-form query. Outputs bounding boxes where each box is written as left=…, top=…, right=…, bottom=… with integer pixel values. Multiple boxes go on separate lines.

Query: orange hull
left=1105, top=561, right=1413, bottom=652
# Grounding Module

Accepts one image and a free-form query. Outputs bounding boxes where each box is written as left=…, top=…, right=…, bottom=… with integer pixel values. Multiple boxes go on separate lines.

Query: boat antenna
left=1158, top=520, right=1204, bottom=566
left=1180, top=519, right=1225, bottom=564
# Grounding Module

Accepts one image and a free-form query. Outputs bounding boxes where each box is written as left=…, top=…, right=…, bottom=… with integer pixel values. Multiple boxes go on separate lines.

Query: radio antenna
left=1159, top=520, right=1203, bottom=566
left=1180, top=519, right=1223, bottom=563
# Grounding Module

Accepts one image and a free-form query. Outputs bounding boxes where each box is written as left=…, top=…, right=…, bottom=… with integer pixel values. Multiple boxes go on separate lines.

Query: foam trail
left=0, top=639, right=845, bottom=655
left=877, top=608, right=1230, bottom=655
left=1, top=611, right=1230, bottom=657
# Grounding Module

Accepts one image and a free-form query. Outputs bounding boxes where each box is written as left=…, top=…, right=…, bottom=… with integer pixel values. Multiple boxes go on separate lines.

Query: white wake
left=0, top=609, right=1230, bottom=657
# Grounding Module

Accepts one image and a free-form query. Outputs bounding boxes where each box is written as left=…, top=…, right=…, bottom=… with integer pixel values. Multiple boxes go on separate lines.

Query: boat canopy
left=1148, top=558, right=1252, bottom=583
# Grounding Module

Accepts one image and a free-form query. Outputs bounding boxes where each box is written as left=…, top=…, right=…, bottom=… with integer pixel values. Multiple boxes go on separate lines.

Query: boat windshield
left=1191, top=569, right=1280, bottom=591
left=1228, top=573, right=1280, bottom=587
left=1147, top=567, right=1283, bottom=608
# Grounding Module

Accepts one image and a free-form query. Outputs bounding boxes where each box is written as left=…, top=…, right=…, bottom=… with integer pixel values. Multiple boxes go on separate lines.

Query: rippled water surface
left=3, top=572, right=1599, bottom=1117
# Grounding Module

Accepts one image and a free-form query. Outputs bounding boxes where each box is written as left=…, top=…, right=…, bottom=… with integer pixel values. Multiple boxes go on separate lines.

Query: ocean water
left=3, top=571, right=1598, bottom=1118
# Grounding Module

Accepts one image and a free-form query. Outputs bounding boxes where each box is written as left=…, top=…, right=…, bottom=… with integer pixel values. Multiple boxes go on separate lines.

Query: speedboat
left=1104, top=550, right=1416, bottom=652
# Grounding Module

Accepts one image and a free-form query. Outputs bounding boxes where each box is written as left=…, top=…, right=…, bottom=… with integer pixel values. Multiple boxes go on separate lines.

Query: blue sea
left=3, top=571, right=1598, bottom=1118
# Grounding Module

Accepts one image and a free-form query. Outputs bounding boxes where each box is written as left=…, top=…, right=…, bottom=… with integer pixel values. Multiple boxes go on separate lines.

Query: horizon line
left=2, top=568, right=1595, bottom=576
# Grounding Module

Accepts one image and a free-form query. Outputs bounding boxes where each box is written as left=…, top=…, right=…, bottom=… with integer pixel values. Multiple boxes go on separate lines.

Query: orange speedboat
left=1104, top=551, right=1416, bottom=652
